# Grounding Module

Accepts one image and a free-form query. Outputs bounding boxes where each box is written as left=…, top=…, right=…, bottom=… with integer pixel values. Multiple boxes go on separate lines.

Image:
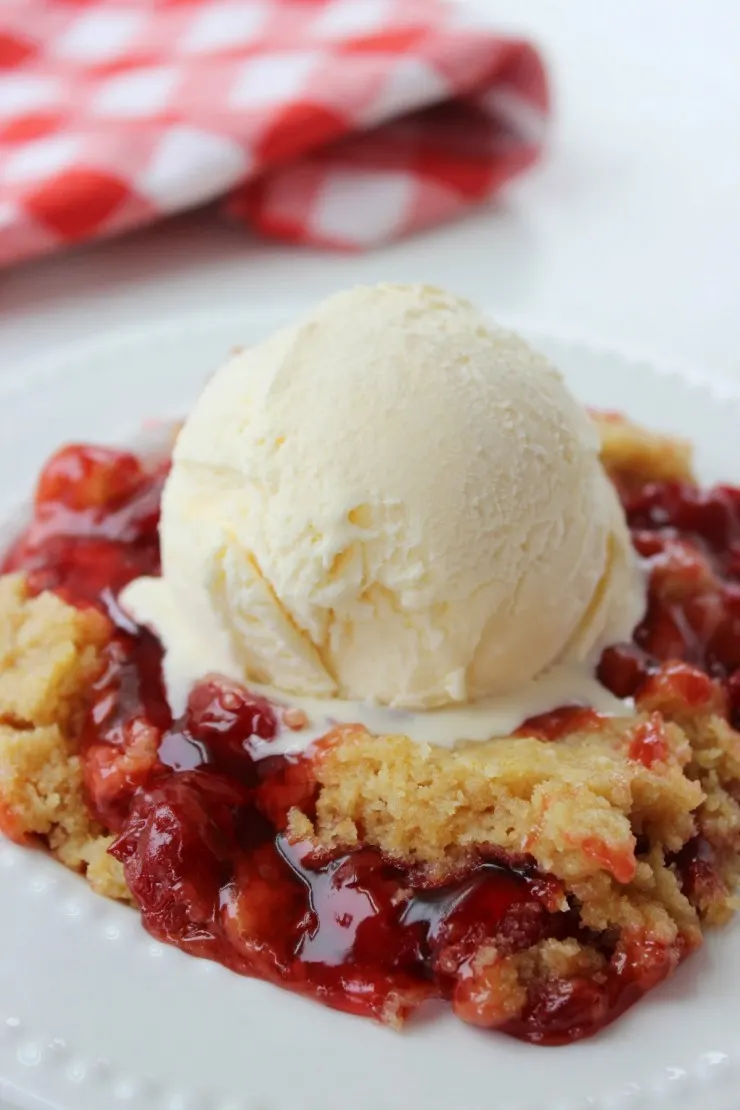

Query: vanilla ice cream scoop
left=125, top=284, right=643, bottom=714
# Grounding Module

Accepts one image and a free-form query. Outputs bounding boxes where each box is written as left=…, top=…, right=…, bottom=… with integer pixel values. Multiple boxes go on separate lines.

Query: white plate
left=2, top=310, right=740, bottom=1110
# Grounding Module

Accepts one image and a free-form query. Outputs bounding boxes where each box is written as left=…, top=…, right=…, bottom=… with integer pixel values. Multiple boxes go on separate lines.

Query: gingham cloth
left=0, top=0, right=549, bottom=264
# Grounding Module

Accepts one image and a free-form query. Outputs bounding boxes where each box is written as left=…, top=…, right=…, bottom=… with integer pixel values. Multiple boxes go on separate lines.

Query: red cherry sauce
left=516, top=706, right=602, bottom=741
left=3, top=443, right=737, bottom=1044
left=597, top=481, right=740, bottom=711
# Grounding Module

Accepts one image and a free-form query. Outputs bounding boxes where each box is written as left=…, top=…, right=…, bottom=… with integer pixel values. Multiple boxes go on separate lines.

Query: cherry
left=515, top=977, right=610, bottom=1045
left=427, top=867, right=541, bottom=966
left=286, top=841, right=425, bottom=971
left=254, top=755, right=318, bottom=829
left=598, top=643, right=657, bottom=699
left=725, top=670, right=740, bottom=727
left=35, top=445, right=145, bottom=512
left=2, top=444, right=164, bottom=607
left=627, top=713, right=670, bottom=768
left=614, top=934, right=681, bottom=992
left=645, top=537, right=717, bottom=602
left=516, top=706, right=601, bottom=742
left=167, top=678, right=280, bottom=783
left=221, top=846, right=306, bottom=977
left=84, top=721, right=161, bottom=832
left=187, top=679, right=277, bottom=747
left=637, top=660, right=723, bottom=714
left=110, top=770, right=249, bottom=947
left=16, top=536, right=158, bottom=606
left=627, top=482, right=740, bottom=552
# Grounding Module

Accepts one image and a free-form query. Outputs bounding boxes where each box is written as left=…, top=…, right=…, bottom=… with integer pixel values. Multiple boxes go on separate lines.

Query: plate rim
left=5, top=305, right=740, bottom=406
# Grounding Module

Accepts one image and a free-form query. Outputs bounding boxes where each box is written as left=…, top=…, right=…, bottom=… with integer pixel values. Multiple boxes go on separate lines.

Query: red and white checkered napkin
left=0, top=0, right=549, bottom=265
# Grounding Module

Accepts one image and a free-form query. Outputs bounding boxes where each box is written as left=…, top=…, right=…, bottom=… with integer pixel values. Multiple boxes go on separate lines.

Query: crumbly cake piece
left=289, top=716, right=704, bottom=949
left=0, top=573, right=104, bottom=730
left=593, top=410, right=695, bottom=486
left=0, top=575, right=132, bottom=902
left=451, top=936, right=608, bottom=1029
left=295, top=719, right=700, bottom=875
left=635, top=666, right=740, bottom=924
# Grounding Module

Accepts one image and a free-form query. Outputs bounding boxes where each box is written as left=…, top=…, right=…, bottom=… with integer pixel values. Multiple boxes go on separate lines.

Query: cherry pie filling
left=5, top=441, right=740, bottom=1044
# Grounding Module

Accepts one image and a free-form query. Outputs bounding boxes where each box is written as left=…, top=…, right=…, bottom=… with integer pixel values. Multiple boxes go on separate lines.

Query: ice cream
left=123, top=284, right=644, bottom=744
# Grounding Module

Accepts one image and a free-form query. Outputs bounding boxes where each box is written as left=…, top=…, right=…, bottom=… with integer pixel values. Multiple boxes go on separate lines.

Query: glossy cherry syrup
left=5, top=442, right=740, bottom=1044
left=598, top=480, right=740, bottom=715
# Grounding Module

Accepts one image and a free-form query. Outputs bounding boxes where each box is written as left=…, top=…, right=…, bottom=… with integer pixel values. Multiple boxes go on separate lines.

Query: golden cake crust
left=0, top=575, right=132, bottom=902
left=593, top=410, right=694, bottom=486
left=293, top=718, right=701, bottom=876
left=288, top=717, right=704, bottom=949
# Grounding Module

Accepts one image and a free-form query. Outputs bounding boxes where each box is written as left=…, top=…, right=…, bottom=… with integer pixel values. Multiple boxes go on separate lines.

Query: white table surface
left=2, top=0, right=740, bottom=386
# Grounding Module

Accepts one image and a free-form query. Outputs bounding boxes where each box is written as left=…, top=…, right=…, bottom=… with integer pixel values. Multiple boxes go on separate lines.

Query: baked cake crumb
left=453, top=937, right=607, bottom=1029
left=594, top=410, right=695, bottom=486
left=0, top=576, right=132, bottom=902
left=636, top=671, right=740, bottom=924
left=291, top=719, right=703, bottom=951
left=299, top=719, right=702, bottom=876
left=0, top=574, right=108, bottom=729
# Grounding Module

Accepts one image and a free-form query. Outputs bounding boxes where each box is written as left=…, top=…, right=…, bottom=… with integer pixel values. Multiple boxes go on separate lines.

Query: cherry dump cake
left=2, top=289, right=740, bottom=1048
left=2, top=409, right=740, bottom=1044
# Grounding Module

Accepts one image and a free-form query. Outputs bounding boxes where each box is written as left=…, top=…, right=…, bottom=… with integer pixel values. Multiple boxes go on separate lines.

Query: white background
left=2, top=0, right=740, bottom=382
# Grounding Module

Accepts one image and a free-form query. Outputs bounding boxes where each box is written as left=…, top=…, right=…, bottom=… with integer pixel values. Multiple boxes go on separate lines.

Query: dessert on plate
left=2, top=284, right=740, bottom=1046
